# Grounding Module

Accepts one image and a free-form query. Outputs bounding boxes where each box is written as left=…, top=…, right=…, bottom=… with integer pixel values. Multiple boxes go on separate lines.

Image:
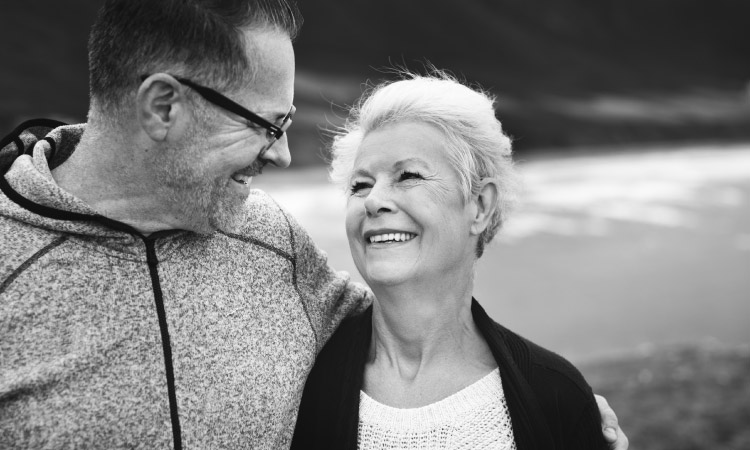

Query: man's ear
left=469, top=177, right=499, bottom=236
left=137, top=74, right=188, bottom=142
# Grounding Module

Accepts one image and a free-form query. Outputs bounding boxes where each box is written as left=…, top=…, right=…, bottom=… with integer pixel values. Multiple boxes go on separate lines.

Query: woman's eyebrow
left=351, top=168, right=372, bottom=178
left=394, top=158, right=431, bottom=170
left=351, top=157, right=431, bottom=179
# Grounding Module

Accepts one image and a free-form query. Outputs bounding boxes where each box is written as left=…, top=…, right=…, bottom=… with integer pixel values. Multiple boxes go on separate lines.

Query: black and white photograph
left=1, top=1, right=748, bottom=449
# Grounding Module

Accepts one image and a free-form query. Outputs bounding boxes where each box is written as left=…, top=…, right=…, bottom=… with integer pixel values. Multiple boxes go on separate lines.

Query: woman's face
left=345, top=121, right=479, bottom=288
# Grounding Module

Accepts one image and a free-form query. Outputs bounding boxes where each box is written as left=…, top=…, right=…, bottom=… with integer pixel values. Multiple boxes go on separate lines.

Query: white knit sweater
left=357, top=368, right=517, bottom=450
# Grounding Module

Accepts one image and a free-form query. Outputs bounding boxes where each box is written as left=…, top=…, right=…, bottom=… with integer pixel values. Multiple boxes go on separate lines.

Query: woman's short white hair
left=330, top=70, right=520, bottom=257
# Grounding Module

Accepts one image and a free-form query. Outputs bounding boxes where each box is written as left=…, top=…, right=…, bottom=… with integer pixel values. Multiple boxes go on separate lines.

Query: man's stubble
left=153, top=122, right=250, bottom=235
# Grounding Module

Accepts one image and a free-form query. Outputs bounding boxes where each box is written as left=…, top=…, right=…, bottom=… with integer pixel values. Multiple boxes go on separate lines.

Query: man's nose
left=261, top=134, right=291, bottom=168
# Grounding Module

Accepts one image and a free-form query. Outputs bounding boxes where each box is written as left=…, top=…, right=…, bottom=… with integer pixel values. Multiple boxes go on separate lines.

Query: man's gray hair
left=88, top=0, right=302, bottom=114
left=329, top=71, right=520, bottom=257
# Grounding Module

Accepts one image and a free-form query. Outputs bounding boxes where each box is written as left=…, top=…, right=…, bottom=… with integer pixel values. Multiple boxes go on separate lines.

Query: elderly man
left=0, top=0, right=627, bottom=449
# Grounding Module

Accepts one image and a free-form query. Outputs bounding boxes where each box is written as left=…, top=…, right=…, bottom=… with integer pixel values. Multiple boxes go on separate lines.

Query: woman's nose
left=364, top=184, right=395, bottom=217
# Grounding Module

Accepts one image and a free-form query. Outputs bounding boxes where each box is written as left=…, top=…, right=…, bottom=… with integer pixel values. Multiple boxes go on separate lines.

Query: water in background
left=255, top=143, right=750, bottom=362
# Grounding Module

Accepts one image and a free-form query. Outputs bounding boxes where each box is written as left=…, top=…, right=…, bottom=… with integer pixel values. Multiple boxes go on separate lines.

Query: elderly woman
left=292, top=73, right=621, bottom=449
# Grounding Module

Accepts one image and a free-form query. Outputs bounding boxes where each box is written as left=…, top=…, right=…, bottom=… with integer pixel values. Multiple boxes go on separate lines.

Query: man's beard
left=153, top=131, right=254, bottom=234
left=182, top=175, right=247, bottom=234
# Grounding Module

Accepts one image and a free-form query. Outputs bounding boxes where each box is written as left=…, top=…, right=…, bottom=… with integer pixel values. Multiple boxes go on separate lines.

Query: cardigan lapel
left=472, top=298, right=557, bottom=450
left=310, top=301, right=558, bottom=450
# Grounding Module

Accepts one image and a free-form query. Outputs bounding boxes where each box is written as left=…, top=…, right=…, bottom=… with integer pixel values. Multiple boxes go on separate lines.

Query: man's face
left=157, top=27, right=295, bottom=233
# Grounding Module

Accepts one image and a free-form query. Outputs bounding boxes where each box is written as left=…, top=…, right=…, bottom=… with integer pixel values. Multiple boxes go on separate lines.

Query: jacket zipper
left=1, top=126, right=184, bottom=448
left=144, top=237, right=183, bottom=450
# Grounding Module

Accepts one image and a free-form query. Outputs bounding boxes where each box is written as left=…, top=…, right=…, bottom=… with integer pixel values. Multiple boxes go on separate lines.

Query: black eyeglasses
left=140, top=74, right=295, bottom=154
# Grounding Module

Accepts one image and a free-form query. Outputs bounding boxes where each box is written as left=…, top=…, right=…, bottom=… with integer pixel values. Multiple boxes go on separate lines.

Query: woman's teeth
left=368, top=233, right=416, bottom=244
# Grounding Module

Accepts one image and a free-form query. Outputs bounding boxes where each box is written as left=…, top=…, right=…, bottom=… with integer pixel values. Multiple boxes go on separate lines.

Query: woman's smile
left=345, top=121, right=478, bottom=287
left=365, top=231, right=418, bottom=245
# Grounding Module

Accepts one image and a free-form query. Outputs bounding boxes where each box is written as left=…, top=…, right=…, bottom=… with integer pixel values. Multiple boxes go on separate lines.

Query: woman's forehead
left=354, top=122, right=450, bottom=168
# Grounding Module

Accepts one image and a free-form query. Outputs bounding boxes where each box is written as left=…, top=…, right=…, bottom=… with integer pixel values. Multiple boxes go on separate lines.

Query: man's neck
left=51, top=125, right=185, bottom=235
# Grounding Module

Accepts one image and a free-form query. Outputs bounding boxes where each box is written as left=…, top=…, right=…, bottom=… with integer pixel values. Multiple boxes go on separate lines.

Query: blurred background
left=2, top=1, right=749, bottom=448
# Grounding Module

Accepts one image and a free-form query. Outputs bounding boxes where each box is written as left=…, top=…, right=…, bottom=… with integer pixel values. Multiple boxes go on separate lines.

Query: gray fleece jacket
left=0, top=120, right=370, bottom=449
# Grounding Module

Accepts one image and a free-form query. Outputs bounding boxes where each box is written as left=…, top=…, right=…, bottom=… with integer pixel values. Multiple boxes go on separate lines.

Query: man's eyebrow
left=250, top=111, right=283, bottom=122
left=246, top=104, right=289, bottom=120
left=270, top=104, right=296, bottom=123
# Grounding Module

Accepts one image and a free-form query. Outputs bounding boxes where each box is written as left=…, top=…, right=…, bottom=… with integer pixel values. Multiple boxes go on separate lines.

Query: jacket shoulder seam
left=0, top=235, right=68, bottom=295
left=218, top=230, right=293, bottom=261
left=273, top=199, right=319, bottom=348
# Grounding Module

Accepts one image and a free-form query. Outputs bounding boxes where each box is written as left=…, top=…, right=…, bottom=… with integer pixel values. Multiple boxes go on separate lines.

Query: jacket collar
left=472, top=298, right=556, bottom=450
left=0, top=119, right=188, bottom=255
left=0, top=118, right=68, bottom=173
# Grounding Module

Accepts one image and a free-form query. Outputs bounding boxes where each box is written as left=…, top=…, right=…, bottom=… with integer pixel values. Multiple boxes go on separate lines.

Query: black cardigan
left=291, top=299, right=608, bottom=450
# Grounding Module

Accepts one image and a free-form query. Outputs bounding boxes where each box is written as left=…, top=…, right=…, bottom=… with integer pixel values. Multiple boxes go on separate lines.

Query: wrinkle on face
left=345, top=121, right=478, bottom=288
left=167, top=28, right=294, bottom=233
left=419, top=171, right=461, bottom=206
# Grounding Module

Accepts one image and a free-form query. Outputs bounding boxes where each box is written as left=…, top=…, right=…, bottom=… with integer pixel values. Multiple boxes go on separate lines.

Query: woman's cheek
left=422, top=178, right=462, bottom=206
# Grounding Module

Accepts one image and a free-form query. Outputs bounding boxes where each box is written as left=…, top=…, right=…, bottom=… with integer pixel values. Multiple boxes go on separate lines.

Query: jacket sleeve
left=568, top=397, right=610, bottom=450
left=291, top=311, right=369, bottom=450
left=283, top=208, right=373, bottom=352
left=531, top=361, right=609, bottom=450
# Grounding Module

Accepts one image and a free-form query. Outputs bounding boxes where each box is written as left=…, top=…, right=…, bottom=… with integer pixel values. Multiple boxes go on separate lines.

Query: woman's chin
left=361, top=265, right=412, bottom=289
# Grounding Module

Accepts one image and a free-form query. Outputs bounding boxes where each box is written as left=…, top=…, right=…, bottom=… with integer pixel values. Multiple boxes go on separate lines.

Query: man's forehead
left=245, top=28, right=295, bottom=89
left=239, top=27, right=295, bottom=111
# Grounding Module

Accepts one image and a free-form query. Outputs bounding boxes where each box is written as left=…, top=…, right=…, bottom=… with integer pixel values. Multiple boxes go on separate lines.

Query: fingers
left=596, top=394, right=618, bottom=434
left=595, top=394, right=629, bottom=450
left=613, top=430, right=630, bottom=450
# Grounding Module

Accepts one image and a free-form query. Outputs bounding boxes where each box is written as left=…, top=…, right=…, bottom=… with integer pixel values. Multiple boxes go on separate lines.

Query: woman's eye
left=399, top=171, right=423, bottom=181
left=350, top=182, right=371, bottom=195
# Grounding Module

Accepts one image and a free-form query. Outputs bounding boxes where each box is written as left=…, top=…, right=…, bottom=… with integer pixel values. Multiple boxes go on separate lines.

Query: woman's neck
left=364, top=279, right=497, bottom=407
left=370, top=289, right=472, bottom=368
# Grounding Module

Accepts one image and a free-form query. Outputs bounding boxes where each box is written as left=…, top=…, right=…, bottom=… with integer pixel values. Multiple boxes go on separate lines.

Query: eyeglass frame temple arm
left=138, top=74, right=287, bottom=138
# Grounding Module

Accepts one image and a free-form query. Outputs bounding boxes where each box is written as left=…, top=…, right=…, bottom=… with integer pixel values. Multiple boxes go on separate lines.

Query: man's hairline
left=90, top=20, right=294, bottom=115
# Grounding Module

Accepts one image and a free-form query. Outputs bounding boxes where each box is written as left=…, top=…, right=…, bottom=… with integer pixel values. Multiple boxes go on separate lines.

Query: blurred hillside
left=2, top=1, right=750, bottom=163
left=582, top=342, right=750, bottom=450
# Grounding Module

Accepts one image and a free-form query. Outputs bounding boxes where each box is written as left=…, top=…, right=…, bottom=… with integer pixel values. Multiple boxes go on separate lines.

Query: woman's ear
left=469, top=177, right=499, bottom=236
left=136, top=74, right=187, bottom=142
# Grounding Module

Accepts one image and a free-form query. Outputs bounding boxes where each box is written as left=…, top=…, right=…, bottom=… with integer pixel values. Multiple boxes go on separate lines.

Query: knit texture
left=357, top=368, right=517, bottom=450
left=0, top=121, right=372, bottom=449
